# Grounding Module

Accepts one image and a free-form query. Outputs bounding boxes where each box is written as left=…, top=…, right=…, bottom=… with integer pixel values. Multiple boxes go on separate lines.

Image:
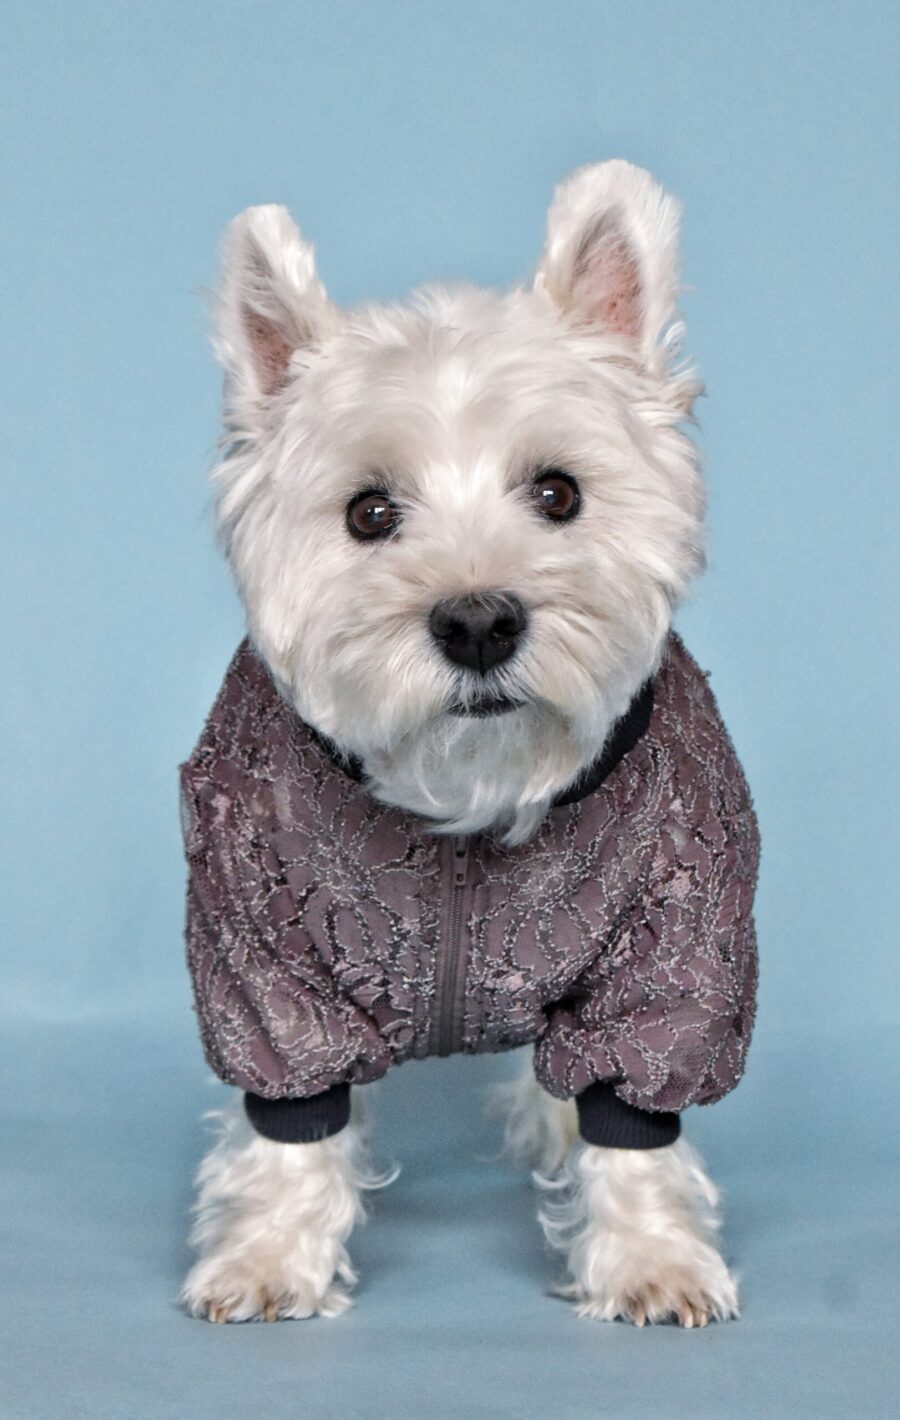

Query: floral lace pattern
left=180, top=633, right=759, bottom=1114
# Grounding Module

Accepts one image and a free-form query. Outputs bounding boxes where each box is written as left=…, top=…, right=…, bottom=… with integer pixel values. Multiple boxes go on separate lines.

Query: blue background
left=2, top=2, right=898, bottom=1416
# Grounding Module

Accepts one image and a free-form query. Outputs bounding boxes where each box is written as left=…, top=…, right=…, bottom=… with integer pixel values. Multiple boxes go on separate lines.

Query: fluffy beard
left=291, top=590, right=668, bottom=845
left=315, top=591, right=667, bottom=845
left=359, top=700, right=599, bottom=844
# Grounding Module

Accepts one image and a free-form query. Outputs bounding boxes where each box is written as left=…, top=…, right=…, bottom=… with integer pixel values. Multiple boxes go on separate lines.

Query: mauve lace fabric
left=179, top=634, right=759, bottom=1115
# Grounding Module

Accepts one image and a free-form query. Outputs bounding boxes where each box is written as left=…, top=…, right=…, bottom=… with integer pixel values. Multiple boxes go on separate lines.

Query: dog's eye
left=346, top=490, right=401, bottom=541
left=530, top=469, right=581, bottom=522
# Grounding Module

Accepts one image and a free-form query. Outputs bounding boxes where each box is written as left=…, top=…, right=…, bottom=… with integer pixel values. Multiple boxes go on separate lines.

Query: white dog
left=179, top=160, right=759, bottom=1328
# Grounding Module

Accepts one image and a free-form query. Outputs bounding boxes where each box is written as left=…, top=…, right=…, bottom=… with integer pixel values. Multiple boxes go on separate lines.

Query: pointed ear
left=534, top=160, right=682, bottom=371
left=214, top=204, right=339, bottom=406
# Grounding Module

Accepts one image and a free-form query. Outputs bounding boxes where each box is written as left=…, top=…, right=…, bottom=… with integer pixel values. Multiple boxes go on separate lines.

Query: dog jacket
left=179, top=634, right=759, bottom=1150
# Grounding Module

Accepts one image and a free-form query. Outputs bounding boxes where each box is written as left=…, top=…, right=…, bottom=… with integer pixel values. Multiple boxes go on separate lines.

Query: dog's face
left=210, top=162, right=703, bottom=840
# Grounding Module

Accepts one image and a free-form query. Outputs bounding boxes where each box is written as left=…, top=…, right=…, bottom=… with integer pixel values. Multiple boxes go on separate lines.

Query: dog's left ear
left=213, top=204, right=340, bottom=413
left=535, top=161, right=682, bottom=376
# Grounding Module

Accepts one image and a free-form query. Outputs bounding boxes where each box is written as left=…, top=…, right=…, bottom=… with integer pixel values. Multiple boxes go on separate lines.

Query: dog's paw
left=181, top=1253, right=353, bottom=1323
left=571, top=1239, right=739, bottom=1327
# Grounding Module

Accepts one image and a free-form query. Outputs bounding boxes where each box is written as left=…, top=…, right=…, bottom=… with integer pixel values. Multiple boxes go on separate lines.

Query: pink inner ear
left=575, top=222, right=643, bottom=342
left=243, top=307, right=295, bottom=396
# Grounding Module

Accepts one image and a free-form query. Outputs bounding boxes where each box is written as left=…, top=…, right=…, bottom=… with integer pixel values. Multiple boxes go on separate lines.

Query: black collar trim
left=549, top=680, right=654, bottom=807
left=308, top=680, right=654, bottom=811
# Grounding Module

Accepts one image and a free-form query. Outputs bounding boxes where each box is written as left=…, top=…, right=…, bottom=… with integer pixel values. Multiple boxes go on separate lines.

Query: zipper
left=433, top=834, right=471, bottom=1056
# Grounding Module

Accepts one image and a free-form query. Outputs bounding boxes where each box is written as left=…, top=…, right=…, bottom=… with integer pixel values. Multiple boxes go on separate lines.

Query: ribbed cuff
left=576, top=1080, right=680, bottom=1149
left=244, top=1083, right=351, bottom=1143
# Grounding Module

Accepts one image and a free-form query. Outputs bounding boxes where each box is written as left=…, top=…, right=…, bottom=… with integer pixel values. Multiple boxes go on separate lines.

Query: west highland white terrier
left=179, top=160, right=759, bottom=1328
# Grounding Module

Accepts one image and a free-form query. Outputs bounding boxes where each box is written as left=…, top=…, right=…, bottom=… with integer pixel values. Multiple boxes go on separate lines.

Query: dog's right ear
left=214, top=205, right=339, bottom=411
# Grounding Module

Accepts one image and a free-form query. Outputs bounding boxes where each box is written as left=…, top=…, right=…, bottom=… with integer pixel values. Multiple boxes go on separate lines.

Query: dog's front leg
left=181, top=1101, right=385, bottom=1323
left=538, top=1137, right=739, bottom=1327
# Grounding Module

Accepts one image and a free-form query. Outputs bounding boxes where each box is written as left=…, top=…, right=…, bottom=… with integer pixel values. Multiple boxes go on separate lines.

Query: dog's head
left=210, top=161, right=703, bottom=840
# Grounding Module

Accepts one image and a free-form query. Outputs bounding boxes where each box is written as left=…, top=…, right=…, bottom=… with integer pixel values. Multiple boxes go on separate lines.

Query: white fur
left=215, top=203, right=340, bottom=409
left=488, top=1060, right=579, bottom=1176
left=536, top=1132, right=738, bottom=1326
left=489, top=1060, right=738, bottom=1326
left=184, top=163, right=740, bottom=1326
left=208, top=160, right=703, bottom=843
left=535, top=159, right=688, bottom=381
left=181, top=1103, right=396, bottom=1323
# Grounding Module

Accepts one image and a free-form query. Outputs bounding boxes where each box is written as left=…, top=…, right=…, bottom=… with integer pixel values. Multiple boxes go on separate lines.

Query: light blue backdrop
left=2, top=3, right=897, bottom=1417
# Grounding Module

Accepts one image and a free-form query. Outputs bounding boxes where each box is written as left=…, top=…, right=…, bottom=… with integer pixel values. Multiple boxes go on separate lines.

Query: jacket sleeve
left=180, top=762, right=392, bottom=1102
left=534, top=798, right=760, bottom=1117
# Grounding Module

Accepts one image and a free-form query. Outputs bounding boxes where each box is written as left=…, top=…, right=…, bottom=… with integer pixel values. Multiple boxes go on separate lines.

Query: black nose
left=429, top=592, right=528, bottom=675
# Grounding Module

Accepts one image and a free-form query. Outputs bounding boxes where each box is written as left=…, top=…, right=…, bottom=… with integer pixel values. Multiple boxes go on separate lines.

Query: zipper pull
left=453, top=835, right=470, bottom=887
